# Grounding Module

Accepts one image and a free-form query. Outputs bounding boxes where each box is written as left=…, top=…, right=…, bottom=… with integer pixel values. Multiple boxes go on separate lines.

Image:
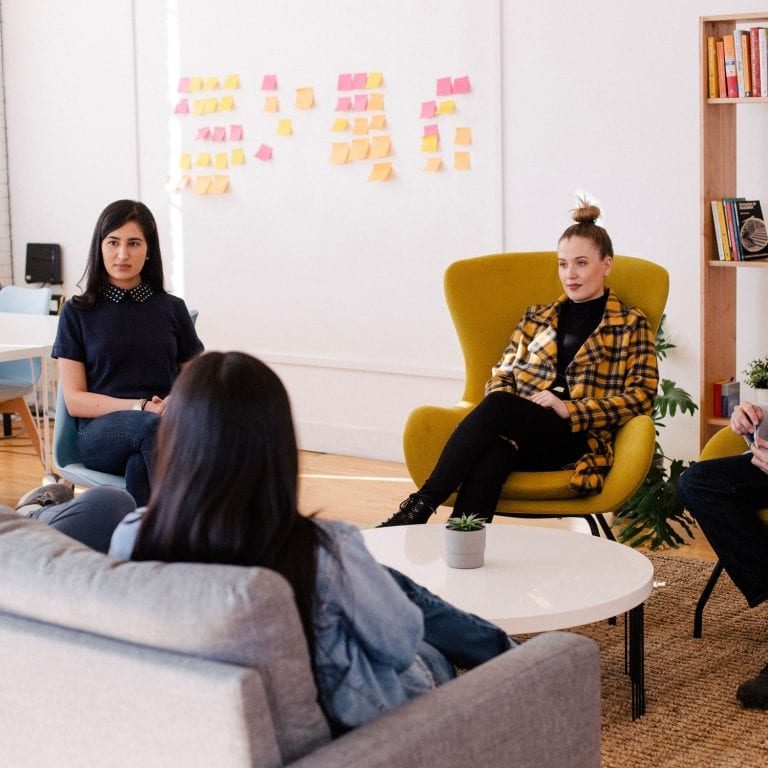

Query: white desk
left=0, top=313, right=59, bottom=475
left=362, top=523, right=653, bottom=719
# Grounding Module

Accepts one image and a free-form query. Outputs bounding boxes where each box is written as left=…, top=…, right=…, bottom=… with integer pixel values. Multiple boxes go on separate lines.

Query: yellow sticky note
left=295, top=87, right=315, bottom=109
left=192, top=99, right=205, bottom=115
left=224, top=74, right=239, bottom=89
left=264, top=96, right=279, bottom=113
left=215, top=153, right=228, bottom=170
left=368, top=93, right=384, bottom=111
left=331, top=118, right=349, bottom=131
left=277, top=119, right=293, bottom=136
left=365, top=72, right=383, bottom=88
left=204, top=76, right=219, bottom=90
left=331, top=142, right=350, bottom=164
left=369, top=114, right=386, bottom=130
left=220, top=96, right=234, bottom=110
left=370, top=135, right=391, bottom=158
left=231, top=148, right=245, bottom=165
left=195, top=152, right=211, bottom=167
left=455, top=127, right=472, bottom=145
left=368, top=162, right=392, bottom=181
left=193, top=175, right=212, bottom=194
left=353, top=117, right=369, bottom=135
left=188, top=77, right=203, bottom=91
left=350, top=138, right=370, bottom=161
left=454, top=151, right=470, bottom=170
left=421, top=134, right=439, bottom=152
left=437, top=99, right=456, bottom=114
left=180, top=153, right=191, bottom=170
left=423, top=157, right=443, bottom=172
left=204, top=98, right=218, bottom=113
left=210, top=175, right=229, bottom=194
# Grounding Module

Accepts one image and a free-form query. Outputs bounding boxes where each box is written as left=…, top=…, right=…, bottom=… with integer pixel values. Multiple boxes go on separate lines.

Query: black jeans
left=677, top=453, right=768, bottom=608
left=419, top=391, right=588, bottom=521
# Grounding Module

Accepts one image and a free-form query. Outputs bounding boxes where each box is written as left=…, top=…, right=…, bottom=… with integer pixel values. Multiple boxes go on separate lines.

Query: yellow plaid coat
left=485, top=291, right=659, bottom=495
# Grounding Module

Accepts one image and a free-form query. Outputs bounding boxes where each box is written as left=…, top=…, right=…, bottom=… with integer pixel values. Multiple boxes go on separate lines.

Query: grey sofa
left=0, top=508, right=601, bottom=767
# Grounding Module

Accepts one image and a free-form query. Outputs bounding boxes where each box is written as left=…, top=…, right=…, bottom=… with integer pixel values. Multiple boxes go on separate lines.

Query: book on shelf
left=716, top=39, right=727, bottom=97
left=712, top=378, right=740, bottom=418
left=708, top=37, right=718, bottom=98
left=760, top=28, right=768, bottom=97
left=734, top=31, right=746, bottom=97
left=710, top=199, right=730, bottom=260
left=735, top=200, right=768, bottom=259
left=723, top=33, right=739, bottom=97
left=708, top=27, right=768, bottom=98
left=723, top=197, right=745, bottom=260
left=750, top=27, right=762, bottom=97
left=742, top=31, right=752, bottom=96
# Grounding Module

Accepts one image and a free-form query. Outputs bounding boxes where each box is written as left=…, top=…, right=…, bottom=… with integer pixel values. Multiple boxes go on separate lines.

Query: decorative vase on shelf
left=444, top=514, right=486, bottom=569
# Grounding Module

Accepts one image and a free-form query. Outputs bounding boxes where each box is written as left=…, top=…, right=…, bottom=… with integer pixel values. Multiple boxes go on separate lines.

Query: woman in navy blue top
left=52, top=200, right=203, bottom=505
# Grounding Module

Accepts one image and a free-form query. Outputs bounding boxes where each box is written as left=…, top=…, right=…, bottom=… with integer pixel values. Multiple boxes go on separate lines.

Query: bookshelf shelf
left=700, top=13, right=768, bottom=448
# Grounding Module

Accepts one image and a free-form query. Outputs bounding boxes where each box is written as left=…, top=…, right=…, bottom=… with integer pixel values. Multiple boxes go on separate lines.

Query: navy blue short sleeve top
left=52, top=287, right=204, bottom=400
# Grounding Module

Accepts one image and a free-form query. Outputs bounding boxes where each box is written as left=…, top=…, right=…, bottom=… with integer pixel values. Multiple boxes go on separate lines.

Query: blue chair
left=0, top=285, right=53, bottom=463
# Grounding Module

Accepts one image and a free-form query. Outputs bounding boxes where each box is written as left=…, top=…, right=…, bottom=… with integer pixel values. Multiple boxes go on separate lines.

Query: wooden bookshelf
left=700, top=13, right=768, bottom=448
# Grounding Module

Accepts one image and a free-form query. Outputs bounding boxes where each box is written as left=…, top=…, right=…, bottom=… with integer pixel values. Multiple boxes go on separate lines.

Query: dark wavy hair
left=131, top=352, right=320, bottom=653
left=72, top=199, right=165, bottom=309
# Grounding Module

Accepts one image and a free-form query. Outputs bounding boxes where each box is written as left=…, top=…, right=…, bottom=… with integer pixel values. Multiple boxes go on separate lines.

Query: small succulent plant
left=744, top=356, right=768, bottom=390
left=445, top=513, right=486, bottom=531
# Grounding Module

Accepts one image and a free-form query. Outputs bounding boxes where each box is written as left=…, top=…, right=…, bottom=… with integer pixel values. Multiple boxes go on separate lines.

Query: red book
left=723, top=34, right=739, bottom=97
left=716, top=40, right=727, bottom=97
left=751, top=28, right=762, bottom=97
left=712, top=381, right=723, bottom=418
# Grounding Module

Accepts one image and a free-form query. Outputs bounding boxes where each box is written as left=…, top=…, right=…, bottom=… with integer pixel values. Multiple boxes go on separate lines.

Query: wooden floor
left=0, top=416, right=717, bottom=561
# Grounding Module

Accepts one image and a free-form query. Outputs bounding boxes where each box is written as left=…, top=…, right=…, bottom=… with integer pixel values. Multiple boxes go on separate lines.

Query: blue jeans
left=677, top=453, right=768, bottom=608
left=27, top=487, right=137, bottom=554
left=77, top=411, right=160, bottom=506
left=387, top=567, right=514, bottom=675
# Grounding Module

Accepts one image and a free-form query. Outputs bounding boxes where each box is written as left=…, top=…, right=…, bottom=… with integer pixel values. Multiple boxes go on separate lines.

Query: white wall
left=5, top=0, right=767, bottom=463
left=0, top=10, right=12, bottom=287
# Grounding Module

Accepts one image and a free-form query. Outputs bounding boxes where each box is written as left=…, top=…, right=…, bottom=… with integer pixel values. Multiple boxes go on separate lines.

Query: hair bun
left=571, top=198, right=600, bottom=225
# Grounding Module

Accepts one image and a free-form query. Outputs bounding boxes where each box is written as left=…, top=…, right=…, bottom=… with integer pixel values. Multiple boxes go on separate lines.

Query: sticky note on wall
left=193, top=176, right=212, bottom=194
left=255, top=144, right=273, bottom=161
left=454, top=127, right=472, bottom=145
left=370, top=135, right=391, bottom=158
left=231, top=148, right=245, bottom=165
left=264, top=96, right=279, bottom=113
left=331, top=142, right=350, bottom=164
left=366, top=72, right=383, bottom=88
left=454, top=151, right=470, bottom=170
left=296, top=87, right=315, bottom=109
left=262, top=74, right=278, bottom=90
left=368, top=162, right=392, bottom=181
left=350, top=138, right=370, bottom=160
left=277, top=119, right=292, bottom=136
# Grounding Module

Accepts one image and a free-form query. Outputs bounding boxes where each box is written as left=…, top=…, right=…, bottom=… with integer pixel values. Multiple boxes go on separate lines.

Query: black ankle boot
left=378, top=494, right=435, bottom=527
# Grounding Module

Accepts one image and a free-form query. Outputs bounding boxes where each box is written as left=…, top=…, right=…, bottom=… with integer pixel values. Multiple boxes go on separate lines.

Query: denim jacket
left=109, top=514, right=433, bottom=730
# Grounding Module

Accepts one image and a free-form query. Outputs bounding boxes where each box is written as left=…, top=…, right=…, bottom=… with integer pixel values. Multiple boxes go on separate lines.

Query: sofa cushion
left=0, top=508, right=330, bottom=763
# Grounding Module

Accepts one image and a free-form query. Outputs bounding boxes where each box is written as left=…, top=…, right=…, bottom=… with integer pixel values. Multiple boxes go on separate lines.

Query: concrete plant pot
left=444, top=526, right=486, bottom=569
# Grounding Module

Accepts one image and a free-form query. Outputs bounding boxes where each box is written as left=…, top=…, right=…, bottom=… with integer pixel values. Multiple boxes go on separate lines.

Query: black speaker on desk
left=25, top=243, right=62, bottom=285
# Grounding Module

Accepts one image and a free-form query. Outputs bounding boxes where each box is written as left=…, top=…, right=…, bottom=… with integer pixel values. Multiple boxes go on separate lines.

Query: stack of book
left=710, top=198, right=768, bottom=261
left=713, top=379, right=740, bottom=418
left=707, top=27, right=768, bottom=98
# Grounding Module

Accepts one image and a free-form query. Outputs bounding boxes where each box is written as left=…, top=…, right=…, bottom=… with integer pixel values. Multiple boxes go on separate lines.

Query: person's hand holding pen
left=733, top=401, right=768, bottom=474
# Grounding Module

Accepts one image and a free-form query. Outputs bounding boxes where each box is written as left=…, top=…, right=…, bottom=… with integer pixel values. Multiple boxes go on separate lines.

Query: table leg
left=628, top=604, right=645, bottom=719
left=41, top=357, right=51, bottom=477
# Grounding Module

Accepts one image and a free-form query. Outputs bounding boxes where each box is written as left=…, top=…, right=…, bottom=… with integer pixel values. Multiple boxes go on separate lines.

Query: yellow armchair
left=403, top=252, right=669, bottom=535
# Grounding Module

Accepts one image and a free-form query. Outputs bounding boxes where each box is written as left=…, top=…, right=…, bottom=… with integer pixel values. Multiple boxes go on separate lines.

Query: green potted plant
left=444, top=513, right=486, bottom=569
left=744, top=356, right=768, bottom=404
left=613, top=315, right=698, bottom=550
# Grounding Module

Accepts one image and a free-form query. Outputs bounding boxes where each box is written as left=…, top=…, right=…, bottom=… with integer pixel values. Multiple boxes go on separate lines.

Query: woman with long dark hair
left=51, top=200, right=203, bottom=505
left=20, top=352, right=513, bottom=732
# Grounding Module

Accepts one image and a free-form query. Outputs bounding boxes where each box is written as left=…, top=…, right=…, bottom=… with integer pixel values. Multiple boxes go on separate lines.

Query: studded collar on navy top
left=99, top=282, right=154, bottom=304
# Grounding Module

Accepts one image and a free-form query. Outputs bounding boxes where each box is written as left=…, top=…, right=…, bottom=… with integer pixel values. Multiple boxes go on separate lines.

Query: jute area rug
left=569, top=553, right=768, bottom=768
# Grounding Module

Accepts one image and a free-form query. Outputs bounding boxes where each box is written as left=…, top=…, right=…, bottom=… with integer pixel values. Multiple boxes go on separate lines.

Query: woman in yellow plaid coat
left=381, top=200, right=659, bottom=527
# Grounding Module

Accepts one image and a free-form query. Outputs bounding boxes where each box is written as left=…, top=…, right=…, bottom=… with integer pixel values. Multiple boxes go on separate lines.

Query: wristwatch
left=132, top=398, right=148, bottom=411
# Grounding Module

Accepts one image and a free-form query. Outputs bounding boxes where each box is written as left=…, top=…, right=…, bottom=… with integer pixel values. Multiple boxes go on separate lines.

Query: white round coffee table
left=362, top=523, right=653, bottom=718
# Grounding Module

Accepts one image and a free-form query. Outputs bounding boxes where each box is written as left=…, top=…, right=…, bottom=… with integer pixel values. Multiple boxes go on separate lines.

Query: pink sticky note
left=212, top=126, right=227, bottom=142
left=338, top=73, right=353, bottom=91
left=453, top=75, right=471, bottom=94
left=261, top=74, right=278, bottom=90
left=174, top=99, right=189, bottom=114
left=178, top=77, right=190, bottom=93
left=195, top=127, right=211, bottom=140
left=353, top=94, right=368, bottom=111
left=336, top=96, right=352, bottom=111
left=352, top=72, right=367, bottom=89
left=255, top=144, right=273, bottom=161
left=424, top=124, right=439, bottom=137
left=420, top=101, right=437, bottom=118
left=230, top=124, right=243, bottom=141
left=436, top=77, right=453, bottom=96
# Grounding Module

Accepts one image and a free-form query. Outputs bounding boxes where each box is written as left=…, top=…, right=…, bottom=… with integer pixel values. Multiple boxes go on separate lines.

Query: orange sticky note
left=350, top=138, right=370, bottom=160
left=455, top=127, right=472, bottom=145
left=204, top=98, right=218, bottom=113
left=210, top=175, right=230, bottom=194
left=423, top=157, right=443, bottom=172
left=421, top=134, right=439, bottom=152
left=438, top=99, right=456, bottom=114
left=204, top=76, right=219, bottom=90
left=368, top=162, right=392, bottom=181
left=296, top=87, right=315, bottom=109
left=231, top=148, right=245, bottom=165
left=192, top=99, right=205, bottom=115
left=195, top=152, right=211, bottom=167
left=224, top=74, right=240, bottom=89
left=180, top=153, right=191, bottom=169
left=370, top=135, right=391, bottom=158
left=215, top=153, right=228, bottom=169
left=369, top=114, right=386, bottom=130
left=331, top=142, right=350, bottom=164
left=331, top=118, right=349, bottom=131
left=277, top=119, right=292, bottom=136
left=368, top=93, right=384, bottom=111
left=188, top=77, right=203, bottom=91
left=454, top=151, right=470, bottom=170
left=193, top=175, right=212, bottom=194
left=365, top=72, right=383, bottom=88
left=353, top=117, right=368, bottom=135
left=264, top=96, right=279, bottom=113
left=220, top=96, right=234, bottom=110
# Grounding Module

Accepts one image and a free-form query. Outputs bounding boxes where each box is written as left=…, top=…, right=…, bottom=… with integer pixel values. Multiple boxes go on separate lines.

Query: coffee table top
left=361, top=523, right=654, bottom=633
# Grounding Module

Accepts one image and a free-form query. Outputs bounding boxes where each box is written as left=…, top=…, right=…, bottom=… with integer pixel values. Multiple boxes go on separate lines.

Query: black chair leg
left=596, top=513, right=617, bottom=541
left=693, top=560, right=724, bottom=639
left=2, top=413, right=11, bottom=437
left=584, top=514, right=600, bottom=537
